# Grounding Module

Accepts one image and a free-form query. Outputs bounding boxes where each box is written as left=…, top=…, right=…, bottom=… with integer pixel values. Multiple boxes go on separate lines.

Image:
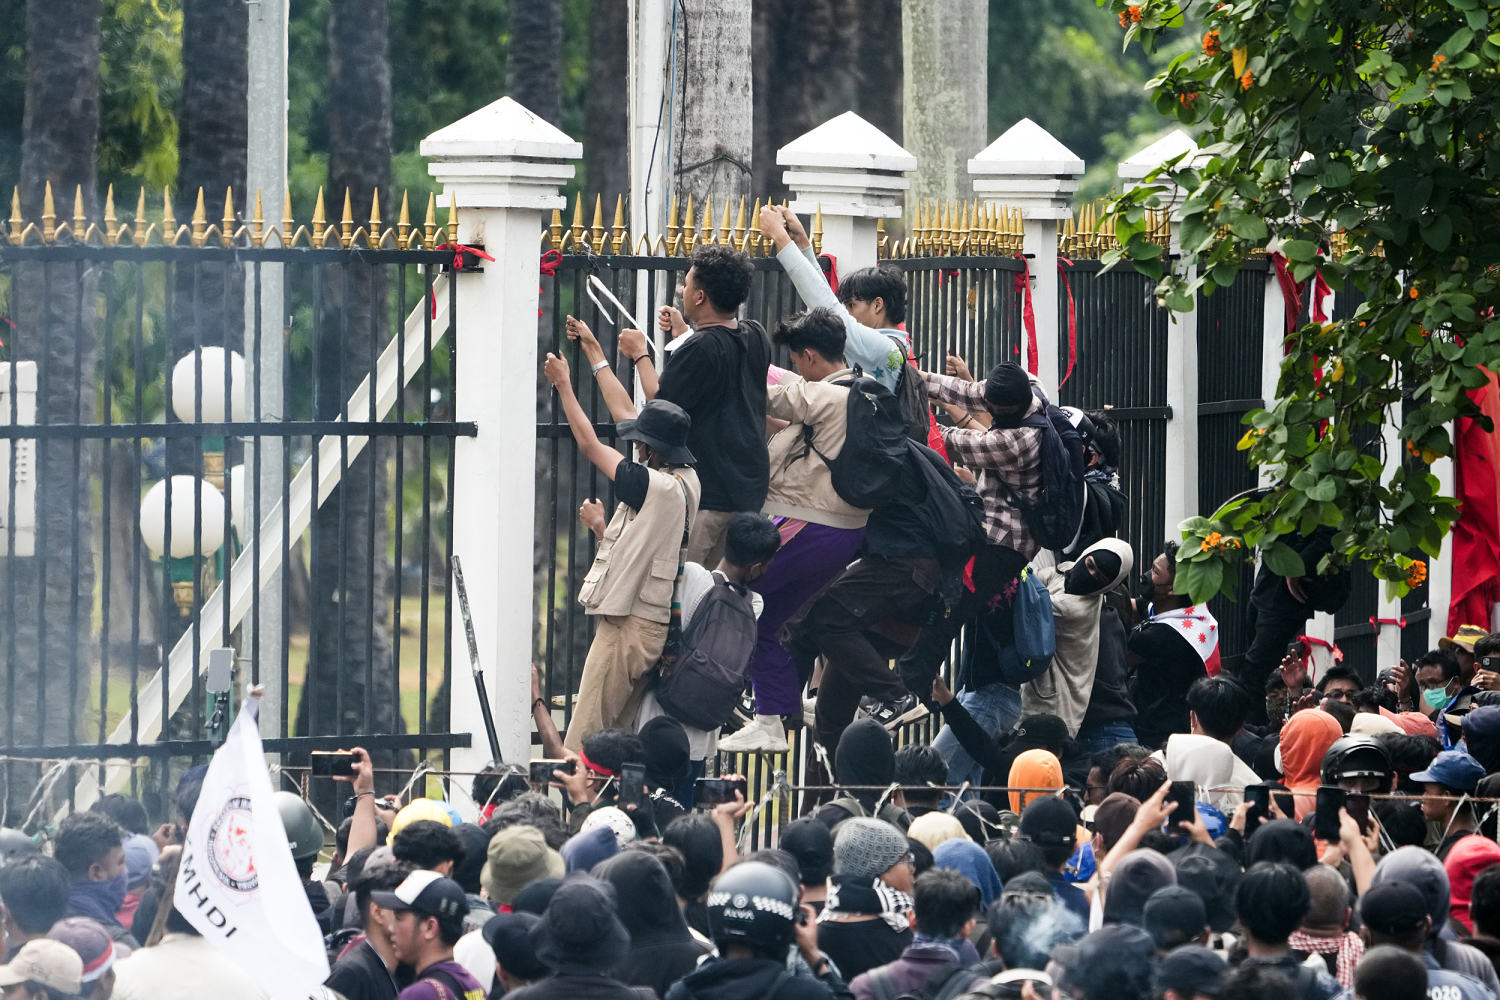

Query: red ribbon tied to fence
left=1057, top=258, right=1078, bottom=390
left=425, top=243, right=499, bottom=319
left=818, top=253, right=839, bottom=295
left=1014, top=255, right=1038, bottom=375
left=537, top=249, right=562, bottom=318
left=1370, top=616, right=1409, bottom=631
left=1269, top=251, right=1304, bottom=343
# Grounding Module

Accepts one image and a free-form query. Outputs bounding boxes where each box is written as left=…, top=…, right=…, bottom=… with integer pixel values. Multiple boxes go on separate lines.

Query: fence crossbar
left=67, top=271, right=454, bottom=811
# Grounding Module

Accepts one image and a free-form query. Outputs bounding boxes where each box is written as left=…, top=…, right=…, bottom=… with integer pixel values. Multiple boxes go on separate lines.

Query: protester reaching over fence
left=718, top=309, right=879, bottom=754
left=543, top=348, right=701, bottom=751
left=1129, top=542, right=1220, bottom=750
left=651, top=244, right=770, bottom=567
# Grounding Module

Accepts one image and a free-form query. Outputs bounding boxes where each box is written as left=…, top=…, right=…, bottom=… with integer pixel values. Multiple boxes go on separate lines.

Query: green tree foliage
left=1102, top=0, right=1499, bottom=602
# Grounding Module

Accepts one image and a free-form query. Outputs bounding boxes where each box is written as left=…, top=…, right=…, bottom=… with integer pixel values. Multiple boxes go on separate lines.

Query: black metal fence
left=0, top=237, right=469, bottom=819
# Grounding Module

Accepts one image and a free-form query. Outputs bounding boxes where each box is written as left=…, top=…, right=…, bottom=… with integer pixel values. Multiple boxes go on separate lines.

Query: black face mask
left=1063, top=564, right=1099, bottom=595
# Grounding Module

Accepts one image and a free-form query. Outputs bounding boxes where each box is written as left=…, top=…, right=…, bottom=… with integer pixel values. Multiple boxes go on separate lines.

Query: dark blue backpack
left=995, top=402, right=1087, bottom=553
left=805, top=370, right=908, bottom=509
left=994, top=566, right=1057, bottom=686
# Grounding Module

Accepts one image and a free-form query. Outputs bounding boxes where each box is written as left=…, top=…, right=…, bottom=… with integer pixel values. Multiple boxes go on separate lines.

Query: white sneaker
left=717, top=714, right=790, bottom=754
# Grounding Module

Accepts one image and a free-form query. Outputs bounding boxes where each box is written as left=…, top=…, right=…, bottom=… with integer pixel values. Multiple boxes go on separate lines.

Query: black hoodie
left=596, top=851, right=711, bottom=997
left=812, top=720, right=910, bottom=829
left=664, top=957, right=835, bottom=1000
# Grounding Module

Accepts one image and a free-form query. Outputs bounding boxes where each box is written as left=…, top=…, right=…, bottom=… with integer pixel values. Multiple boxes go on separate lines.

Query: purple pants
left=748, top=521, right=865, bottom=715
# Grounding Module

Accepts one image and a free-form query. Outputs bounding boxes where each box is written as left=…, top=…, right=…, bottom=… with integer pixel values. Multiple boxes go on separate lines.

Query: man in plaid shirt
left=896, top=362, right=1048, bottom=764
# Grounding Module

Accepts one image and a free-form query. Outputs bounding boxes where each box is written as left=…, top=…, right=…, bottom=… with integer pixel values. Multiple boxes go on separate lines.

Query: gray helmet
left=0, top=828, right=37, bottom=864
left=274, top=791, right=323, bottom=863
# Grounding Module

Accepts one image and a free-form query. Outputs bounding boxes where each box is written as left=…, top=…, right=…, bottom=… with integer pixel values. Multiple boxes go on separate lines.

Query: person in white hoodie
left=1022, top=538, right=1135, bottom=737
left=1154, top=675, right=1262, bottom=814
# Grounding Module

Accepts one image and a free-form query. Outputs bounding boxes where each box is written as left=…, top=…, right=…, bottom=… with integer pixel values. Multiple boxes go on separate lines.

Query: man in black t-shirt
left=656, top=244, right=770, bottom=567
left=326, top=849, right=414, bottom=1000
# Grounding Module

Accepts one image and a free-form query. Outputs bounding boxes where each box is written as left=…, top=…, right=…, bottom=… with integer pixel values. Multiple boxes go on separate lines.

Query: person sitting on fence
left=1129, top=542, right=1220, bottom=751
left=635, top=511, right=782, bottom=790
left=542, top=347, right=701, bottom=752
left=717, top=309, right=872, bottom=755
left=756, top=204, right=912, bottom=395
left=647, top=244, right=771, bottom=568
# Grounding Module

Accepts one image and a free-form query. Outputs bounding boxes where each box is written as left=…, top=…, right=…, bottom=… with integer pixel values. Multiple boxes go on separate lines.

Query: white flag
left=176, top=694, right=330, bottom=999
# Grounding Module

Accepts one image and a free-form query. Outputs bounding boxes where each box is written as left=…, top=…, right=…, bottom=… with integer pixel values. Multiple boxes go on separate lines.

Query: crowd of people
left=0, top=207, right=1497, bottom=1000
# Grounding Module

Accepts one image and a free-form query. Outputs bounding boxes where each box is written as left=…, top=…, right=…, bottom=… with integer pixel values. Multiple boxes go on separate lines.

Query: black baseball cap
left=370, top=870, right=469, bottom=922
left=1359, top=882, right=1431, bottom=936
left=482, top=912, right=549, bottom=981
left=1018, top=795, right=1077, bottom=846
left=1143, top=885, right=1208, bottom=950
left=1155, top=944, right=1227, bottom=998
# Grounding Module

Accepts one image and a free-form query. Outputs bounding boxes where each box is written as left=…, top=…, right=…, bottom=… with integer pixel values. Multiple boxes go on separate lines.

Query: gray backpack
left=654, top=573, right=758, bottom=731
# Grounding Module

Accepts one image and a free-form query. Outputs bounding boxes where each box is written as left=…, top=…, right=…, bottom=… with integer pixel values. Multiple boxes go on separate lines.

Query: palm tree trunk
left=4, top=0, right=101, bottom=820
left=508, top=0, right=562, bottom=125
left=669, top=0, right=753, bottom=213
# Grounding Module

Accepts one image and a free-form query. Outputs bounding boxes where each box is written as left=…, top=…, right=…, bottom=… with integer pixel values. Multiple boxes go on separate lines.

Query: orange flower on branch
left=1431, top=53, right=1446, bottom=70
left=1204, top=29, right=1222, bottom=54
left=1179, top=92, right=1200, bottom=108
left=1406, top=561, right=1428, bottom=587
left=1240, top=70, right=1254, bottom=90
left=1203, top=531, right=1224, bottom=549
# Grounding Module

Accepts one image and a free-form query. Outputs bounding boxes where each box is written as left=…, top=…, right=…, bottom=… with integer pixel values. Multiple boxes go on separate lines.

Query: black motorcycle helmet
left=706, top=860, right=800, bottom=958
left=1320, top=734, right=1393, bottom=789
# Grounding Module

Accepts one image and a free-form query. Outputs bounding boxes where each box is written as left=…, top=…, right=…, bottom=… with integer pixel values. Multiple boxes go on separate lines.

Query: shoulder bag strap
left=657, top=475, right=692, bottom=670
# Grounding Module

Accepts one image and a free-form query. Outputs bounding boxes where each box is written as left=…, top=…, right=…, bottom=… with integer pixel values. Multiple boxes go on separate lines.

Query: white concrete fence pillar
left=968, top=119, right=1084, bottom=392
left=777, top=111, right=917, bottom=273
left=1120, top=130, right=1203, bottom=545
left=420, top=97, right=581, bottom=783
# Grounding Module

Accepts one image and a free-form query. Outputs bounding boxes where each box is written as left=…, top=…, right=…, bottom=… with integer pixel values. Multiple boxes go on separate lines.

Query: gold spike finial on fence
left=446, top=192, right=458, bottom=242
left=132, top=188, right=148, bottom=247
left=732, top=196, right=747, bottom=252
left=366, top=188, right=381, bottom=248
left=9, top=187, right=23, bottom=244
left=547, top=207, right=563, bottom=252
left=398, top=191, right=411, bottom=247
left=280, top=187, right=294, bottom=246
left=747, top=197, right=763, bottom=255
left=611, top=195, right=627, bottom=255
left=221, top=187, right=235, bottom=247
left=339, top=188, right=354, bottom=248
left=569, top=193, right=585, bottom=251
left=72, top=185, right=86, bottom=241
left=250, top=189, right=264, bottom=246
left=103, top=185, right=118, bottom=245
left=41, top=181, right=56, bottom=243
left=311, top=186, right=327, bottom=248
left=875, top=217, right=888, bottom=259
left=666, top=194, right=680, bottom=255
left=811, top=202, right=824, bottom=257
left=719, top=197, right=732, bottom=246
left=682, top=194, right=697, bottom=253
left=700, top=195, right=713, bottom=247
left=161, top=187, right=177, bottom=244
left=423, top=191, right=436, bottom=247
left=590, top=193, right=606, bottom=253
left=190, top=187, right=207, bottom=247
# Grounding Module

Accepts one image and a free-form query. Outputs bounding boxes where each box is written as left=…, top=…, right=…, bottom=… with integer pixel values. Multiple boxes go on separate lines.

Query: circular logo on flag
left=206, top=795, right=259, bottom=893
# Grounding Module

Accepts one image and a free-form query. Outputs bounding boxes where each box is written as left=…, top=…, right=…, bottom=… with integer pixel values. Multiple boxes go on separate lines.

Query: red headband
left=578, top=749, right=617, bottom=778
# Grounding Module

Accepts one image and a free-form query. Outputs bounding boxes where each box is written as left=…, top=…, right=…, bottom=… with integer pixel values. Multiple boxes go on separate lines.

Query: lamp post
left=168, top=347, right=246, bottom=489
left=139, top=475, right=227, bottom=617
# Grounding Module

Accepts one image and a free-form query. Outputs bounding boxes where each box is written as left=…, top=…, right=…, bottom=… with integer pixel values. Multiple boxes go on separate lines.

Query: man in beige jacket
left=718, top=308, right=870, bottom=753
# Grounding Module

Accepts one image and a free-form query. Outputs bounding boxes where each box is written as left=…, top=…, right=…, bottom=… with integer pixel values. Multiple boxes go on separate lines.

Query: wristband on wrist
left=532, top=698, right=548, bottom=713
left=590, top=358, right=609, bottom=374
left=632, top=354, right=650, bottom=366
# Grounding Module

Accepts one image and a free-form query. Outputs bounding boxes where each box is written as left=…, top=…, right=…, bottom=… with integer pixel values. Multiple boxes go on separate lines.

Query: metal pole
left=245, top=0, right=287, bottom=745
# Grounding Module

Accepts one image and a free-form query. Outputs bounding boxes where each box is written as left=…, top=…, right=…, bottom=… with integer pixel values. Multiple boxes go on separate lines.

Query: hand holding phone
left=1314, top=786, right=1346, bottom=842
left=1244, top=784, right=1270, bottom=835
left=310, top=750, right=357, bottom=779
left=1167, top=781, right=1196, bottom=829
left=618, top=762, right=647, bottom=812
left=695, top=777, right=748, bottom=808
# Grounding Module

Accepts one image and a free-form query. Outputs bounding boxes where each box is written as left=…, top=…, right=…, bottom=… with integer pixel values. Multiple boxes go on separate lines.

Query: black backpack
left=886, top=333, right=934, bottom=444
left=805, top=370, right=908, bottom=509
left=863, top=962, right=988, bottom=1000
left=907, top=440, right=986, bottom=572
left=653, top=572, right=759, bottom=731
left=994, top=402, right=1086, bottom=552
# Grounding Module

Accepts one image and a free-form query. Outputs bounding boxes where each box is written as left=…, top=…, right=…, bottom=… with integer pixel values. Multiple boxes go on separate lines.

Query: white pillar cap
left=777, top=111, right=917, bottom=219
left=968, top=118, right=1085, bottom=220
left=420, top=96, right=581, bottom=211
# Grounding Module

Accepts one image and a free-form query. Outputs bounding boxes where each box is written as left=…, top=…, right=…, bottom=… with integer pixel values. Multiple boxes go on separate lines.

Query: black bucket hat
left=617, top=400, right=695, bottom=465
left=531, top=874, right=631, bottom=975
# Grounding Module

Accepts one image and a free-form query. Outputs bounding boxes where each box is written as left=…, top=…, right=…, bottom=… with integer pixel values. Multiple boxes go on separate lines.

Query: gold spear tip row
left=1, top=182, right=459, bottom=250
left=545, top=191, right=824, bottom=257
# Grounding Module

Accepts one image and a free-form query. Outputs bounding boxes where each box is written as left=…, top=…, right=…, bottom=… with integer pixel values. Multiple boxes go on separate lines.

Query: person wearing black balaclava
left=812, top=719, right=911, bottom=831
left=593, top=849, right=710, bottom=997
